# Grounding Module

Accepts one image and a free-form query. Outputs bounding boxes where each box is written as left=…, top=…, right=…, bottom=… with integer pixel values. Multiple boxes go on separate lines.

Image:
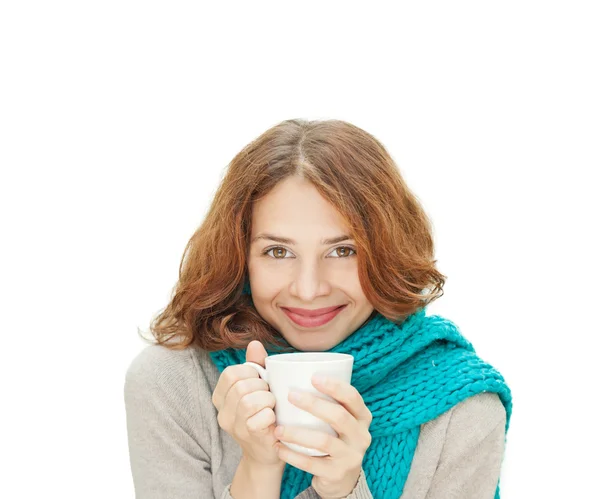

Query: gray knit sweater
left=124, top=344, right=506, bottom=499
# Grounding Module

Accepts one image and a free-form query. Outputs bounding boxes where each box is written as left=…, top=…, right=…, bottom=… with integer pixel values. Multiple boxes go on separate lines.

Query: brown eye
left=273, top=248, right=287, bottom=258
left=332, top=246, right=356, bottom=258
left=264, top=247, right=289, bottom=259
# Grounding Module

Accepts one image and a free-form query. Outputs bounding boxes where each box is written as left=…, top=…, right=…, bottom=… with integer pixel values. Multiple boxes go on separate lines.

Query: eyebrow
left=251, top=233, right=353, bottom=245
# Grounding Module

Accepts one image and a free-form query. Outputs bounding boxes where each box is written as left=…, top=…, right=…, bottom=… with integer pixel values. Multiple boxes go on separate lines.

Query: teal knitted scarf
left=209, top=301, right=512, bottom=499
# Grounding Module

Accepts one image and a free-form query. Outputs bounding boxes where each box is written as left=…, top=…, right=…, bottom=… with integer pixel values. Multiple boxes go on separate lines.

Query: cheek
left=248, top=271, right=284, bottom=298
left=254, top=287, right=281, bottom=301
left=339, top=273, right=366, bottom=297
left=250, top=262, right=292, bottom=284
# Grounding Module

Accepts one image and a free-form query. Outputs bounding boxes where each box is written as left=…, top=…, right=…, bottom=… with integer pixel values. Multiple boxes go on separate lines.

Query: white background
left=1, top=1, right=598, bottom=497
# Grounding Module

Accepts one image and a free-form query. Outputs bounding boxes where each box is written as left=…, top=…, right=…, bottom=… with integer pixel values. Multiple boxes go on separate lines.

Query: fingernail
left=289, top=391, right=303, bottom=402
left=274, top=425, right=284, bottom=437
left=313, top=374, right=327, bottom=385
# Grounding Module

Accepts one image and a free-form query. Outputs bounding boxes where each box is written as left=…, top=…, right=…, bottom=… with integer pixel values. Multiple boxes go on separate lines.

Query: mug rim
left=266, top=352, right=354, bottom=363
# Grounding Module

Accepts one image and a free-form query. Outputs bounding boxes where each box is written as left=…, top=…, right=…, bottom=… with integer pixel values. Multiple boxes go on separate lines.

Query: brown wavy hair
left=137, top=118, right=446, bottom=352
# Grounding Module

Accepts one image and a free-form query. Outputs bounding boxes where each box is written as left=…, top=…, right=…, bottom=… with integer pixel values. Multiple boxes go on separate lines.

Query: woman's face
left=247, top=176, right=374, bottom=351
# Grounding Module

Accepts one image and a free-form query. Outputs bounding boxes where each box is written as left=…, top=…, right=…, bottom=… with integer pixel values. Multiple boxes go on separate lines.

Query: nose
left=289, top=260, right=330, bottom=302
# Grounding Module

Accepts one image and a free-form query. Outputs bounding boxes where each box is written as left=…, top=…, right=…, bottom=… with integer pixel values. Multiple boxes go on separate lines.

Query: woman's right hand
left=211, top=340, right=283, bottom=467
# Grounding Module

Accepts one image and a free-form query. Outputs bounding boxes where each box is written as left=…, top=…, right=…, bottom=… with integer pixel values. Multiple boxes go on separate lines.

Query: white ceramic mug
left=244, top=352, right=354, bottom=457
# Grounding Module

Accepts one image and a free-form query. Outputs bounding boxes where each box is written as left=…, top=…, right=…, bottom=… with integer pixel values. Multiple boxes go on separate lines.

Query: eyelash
left=261, top=245, right=357, bottom=260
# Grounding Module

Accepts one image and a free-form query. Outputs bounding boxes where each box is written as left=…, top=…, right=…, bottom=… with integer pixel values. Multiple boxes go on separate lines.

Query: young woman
left=124, top=119, right=512, bottom=499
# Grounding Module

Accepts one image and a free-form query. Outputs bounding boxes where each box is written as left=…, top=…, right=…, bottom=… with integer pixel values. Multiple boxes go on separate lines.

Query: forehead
left=251, top=177, right=348, bottom=235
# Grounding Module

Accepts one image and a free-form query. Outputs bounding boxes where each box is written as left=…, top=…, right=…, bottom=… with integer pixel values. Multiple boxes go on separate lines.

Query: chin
left=285, top=333, right=338, bottom=352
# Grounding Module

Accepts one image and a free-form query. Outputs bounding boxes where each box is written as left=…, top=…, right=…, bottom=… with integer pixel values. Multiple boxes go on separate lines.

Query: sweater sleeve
left=291, top=468, right=373, bottom=499
left=124, top=345, right=217, bottom=498
left=424, top=392, right=507, bottom=499
left=221, top=470, right=371, bottom=499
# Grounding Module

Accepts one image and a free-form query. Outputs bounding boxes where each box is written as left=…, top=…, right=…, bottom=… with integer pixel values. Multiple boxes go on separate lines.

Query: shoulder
left=417, top=391, right=506, bottom=453
left=446, top=392, right=506, bottom=438
left=125, top=343, right=219, bottom=386
left=430, top=391, right=506, bottom=470
left=124, top=345, right=219, bottom=424
left=125, top=344, right=197, bottom=391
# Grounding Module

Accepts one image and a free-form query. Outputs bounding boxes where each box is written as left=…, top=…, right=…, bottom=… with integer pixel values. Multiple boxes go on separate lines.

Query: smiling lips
left=282, top=305, right=347, bottom=328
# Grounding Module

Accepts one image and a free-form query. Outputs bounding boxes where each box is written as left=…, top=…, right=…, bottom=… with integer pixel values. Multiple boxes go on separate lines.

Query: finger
left=212, top=365, right=240, bottom=410
left=234, top=386, right=276, bottom=419
left=288, top=391, right=361, bottom=439
left=220, top=378, right=270, bottom=427
left=245, top=340, right=268, bottom=365
left=246, top=406, right=277, bottom=434
left=212, top=365, right=262, bottom=410
left=311, top=375, right=373, bottom=426
left=274, top=425, right=345, bottom=457
left=275, top=442, right=332, bottom=478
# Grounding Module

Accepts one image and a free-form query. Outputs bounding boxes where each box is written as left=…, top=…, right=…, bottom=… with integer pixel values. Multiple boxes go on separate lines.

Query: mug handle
left=243, top=361, right=270, bottom=384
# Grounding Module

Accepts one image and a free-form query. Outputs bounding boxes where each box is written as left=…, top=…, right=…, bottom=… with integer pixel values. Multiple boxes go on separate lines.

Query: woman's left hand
left=273, top=374, right=373, bottom=499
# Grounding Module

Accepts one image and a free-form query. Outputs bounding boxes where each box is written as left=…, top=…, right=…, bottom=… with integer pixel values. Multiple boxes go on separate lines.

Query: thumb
left=246, top=340, right=268, bottom=368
